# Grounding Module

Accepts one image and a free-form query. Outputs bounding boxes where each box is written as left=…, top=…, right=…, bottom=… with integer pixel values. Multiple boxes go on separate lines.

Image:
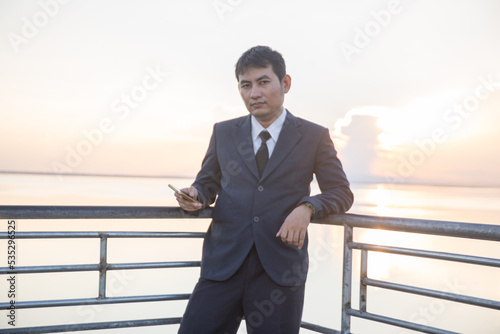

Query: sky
left=1, top=0, right=500, bottom=186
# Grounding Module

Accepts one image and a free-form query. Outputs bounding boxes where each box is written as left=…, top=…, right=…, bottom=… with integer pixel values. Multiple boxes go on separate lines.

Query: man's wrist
left=302, top=201, right=315, bottom=219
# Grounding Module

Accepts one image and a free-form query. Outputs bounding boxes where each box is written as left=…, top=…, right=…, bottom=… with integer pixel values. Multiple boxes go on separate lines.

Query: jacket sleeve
left=300, top=127, right=353, bottom=219
left=192, top=124, right=222, bottom=208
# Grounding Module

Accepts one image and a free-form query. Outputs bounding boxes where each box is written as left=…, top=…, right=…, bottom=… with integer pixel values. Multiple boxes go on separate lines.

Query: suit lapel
left=231, top=115, right=260, bottom=180
left=260, top=111, right=302, bottom=181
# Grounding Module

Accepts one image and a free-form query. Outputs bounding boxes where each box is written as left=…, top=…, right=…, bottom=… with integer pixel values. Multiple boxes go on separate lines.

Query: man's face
left=238, top=65, right=291, bottom=126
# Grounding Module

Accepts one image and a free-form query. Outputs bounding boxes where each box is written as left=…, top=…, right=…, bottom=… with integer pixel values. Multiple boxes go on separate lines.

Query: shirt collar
left=251, top=108, right=287, bottom=142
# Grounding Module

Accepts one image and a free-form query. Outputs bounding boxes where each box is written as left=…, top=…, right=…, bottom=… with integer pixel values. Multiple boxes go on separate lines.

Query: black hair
left=235, top=46, right=286, bottom=81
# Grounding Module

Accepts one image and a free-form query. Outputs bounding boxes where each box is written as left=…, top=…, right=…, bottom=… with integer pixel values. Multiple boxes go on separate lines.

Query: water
left=0, top=173, right=499, bottom=333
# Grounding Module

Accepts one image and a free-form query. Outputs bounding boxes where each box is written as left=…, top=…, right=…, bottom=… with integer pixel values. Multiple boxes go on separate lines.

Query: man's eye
left=260, top=81, right=269, bottom=85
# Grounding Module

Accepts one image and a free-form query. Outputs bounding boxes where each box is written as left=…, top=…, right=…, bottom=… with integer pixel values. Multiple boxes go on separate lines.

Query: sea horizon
left=2, top=170, right=500, bottom=190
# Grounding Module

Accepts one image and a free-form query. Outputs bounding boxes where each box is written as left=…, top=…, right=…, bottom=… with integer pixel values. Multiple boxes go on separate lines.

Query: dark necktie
left=256, top=131, right=271, bottom=177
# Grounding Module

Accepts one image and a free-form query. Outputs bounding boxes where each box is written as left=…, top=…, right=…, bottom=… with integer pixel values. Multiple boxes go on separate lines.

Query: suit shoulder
left=293, top=115, right=329, bottom=133
left=214, top=115, right=249, bottom=130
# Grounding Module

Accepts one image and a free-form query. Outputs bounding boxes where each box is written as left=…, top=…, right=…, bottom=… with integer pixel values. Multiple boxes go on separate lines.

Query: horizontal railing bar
left=0, top=264, right=98, bottom=274
left=320, top=213, right=500, bottom=242
left=0, top=317, right=182, bottom=333
left=2, top=206, right=500, bottom=242
left=107, top=261, right=201, bottom=270
left=0, top=261, right=200, bottom=274
left=0, top=231, right=206, bottom=239
left=300, top=321, right=341, bottom=334
left=364, top=278, right=500, bottom=311
left=347, top=309, right=459, bottom=334
left=2, top=319, right=347, bottom=334
left=0, top=293, right=190, bottom=310
left=349, top=242, right=500, bottom=268
left=0, top=205, right=212, bottom=219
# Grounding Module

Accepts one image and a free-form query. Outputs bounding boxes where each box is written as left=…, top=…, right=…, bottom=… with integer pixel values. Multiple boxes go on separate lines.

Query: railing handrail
left=2, top=205, right=500, bottom=242
left=1, top=205, right=499, bottom=334
left=321, top=213, right=500, bottom=241
left=0, top=205, right=213, bottom=220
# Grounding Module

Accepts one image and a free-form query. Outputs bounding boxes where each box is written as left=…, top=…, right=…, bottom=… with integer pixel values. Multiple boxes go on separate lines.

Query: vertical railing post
left=98, top=233, right=108, bottom=299
left=360, top=249, right=368, bottom=312
left=341, top=224, right=353, bottom=333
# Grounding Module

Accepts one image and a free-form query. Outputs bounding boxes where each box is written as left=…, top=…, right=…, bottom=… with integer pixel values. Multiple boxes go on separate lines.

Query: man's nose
left=250, top=86, right=262, bottom=98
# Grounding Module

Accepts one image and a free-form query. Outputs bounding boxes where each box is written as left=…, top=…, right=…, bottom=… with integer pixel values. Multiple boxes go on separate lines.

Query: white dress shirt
left=251, top=108, right=287, bottom=158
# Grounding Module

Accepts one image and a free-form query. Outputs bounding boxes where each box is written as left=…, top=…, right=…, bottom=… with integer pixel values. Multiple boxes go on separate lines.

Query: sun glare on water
left=356, top=185, right=431, bottom=280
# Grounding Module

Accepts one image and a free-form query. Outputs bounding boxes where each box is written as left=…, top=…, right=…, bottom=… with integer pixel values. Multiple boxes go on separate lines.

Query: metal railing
left=0, top=205, right=499, bottom=334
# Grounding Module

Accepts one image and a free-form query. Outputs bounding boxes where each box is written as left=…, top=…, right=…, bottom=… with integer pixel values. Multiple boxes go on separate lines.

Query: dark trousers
left=178, top=246, right=305, bottom=334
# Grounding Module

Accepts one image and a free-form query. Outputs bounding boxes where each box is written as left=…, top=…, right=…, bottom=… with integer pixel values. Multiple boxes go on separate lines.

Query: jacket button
left=257, top=185, right=264, bottom=192
left=253, top=216, right=260, bottom=223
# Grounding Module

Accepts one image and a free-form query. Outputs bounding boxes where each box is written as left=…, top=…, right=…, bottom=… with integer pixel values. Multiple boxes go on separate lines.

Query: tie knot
left=259, top=131, right=271, bottom=142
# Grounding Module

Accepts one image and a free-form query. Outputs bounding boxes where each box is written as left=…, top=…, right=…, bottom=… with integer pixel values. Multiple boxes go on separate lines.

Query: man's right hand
left=174, top=186, right=202, bottom=211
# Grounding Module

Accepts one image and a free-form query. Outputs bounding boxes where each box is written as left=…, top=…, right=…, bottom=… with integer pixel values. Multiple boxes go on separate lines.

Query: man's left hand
left=276, top=204, right=313, bottom=249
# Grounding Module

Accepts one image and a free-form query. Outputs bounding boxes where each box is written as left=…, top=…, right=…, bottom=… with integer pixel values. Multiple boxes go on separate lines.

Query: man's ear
left=282, top=74, right=291, bottom=93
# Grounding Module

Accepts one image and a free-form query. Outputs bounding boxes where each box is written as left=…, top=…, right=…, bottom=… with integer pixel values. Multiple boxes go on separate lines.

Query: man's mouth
left=251, top=101, right=265, bottom=108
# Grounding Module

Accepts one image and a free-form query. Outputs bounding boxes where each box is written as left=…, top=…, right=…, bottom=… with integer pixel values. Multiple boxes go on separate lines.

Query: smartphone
left=168, top=184, right=198, bottom=202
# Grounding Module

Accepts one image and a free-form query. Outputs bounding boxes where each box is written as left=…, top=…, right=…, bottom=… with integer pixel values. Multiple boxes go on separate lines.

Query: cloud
left=334, top=113, right=382, bottom=183
left=334, top=87, right=500, bottom=186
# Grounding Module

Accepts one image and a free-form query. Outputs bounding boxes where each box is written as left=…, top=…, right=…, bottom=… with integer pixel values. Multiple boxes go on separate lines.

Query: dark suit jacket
left=192, top=110, right=353, bottom=286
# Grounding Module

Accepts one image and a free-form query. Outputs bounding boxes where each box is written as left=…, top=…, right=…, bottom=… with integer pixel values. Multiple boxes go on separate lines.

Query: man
left=175, top=46, right=353, bottom=334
